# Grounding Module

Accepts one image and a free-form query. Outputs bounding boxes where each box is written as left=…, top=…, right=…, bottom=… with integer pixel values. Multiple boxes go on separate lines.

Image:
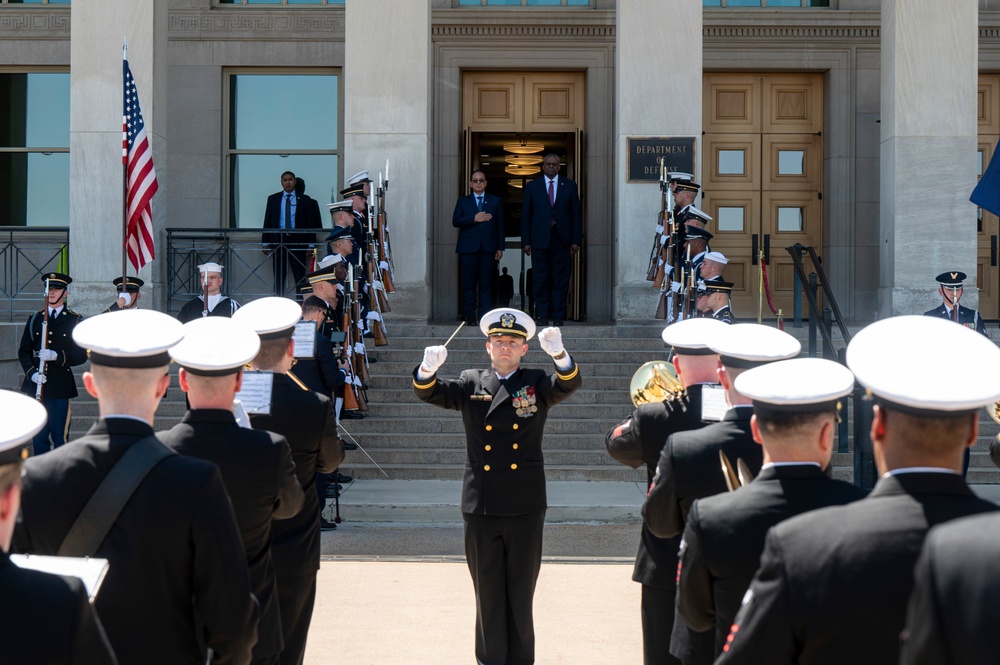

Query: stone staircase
left=62, top=321, right=1000, bottom=485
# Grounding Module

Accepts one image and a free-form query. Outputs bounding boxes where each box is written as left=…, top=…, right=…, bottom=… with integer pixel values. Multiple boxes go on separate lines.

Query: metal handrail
left=0, top=227, right=70, bottom=322
left=786, top=243, right=851, bottom=350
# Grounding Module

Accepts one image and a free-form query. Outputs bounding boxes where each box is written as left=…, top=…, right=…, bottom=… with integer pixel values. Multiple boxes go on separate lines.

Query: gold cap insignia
left=500, top=313, right=515, bottom=329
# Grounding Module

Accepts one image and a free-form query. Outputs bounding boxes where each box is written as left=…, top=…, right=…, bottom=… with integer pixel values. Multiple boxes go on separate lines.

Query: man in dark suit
left=13, top=309, right=259, bottom=665
left=234, top=297, right=344, bottom=665
left=923, top=270, right=987, bottom=335
left=605, top=318, right=728, bottom=665
left=263, top=170, right=322, bottom=296
left=18, top=272, right=87, bottom=457
left=643, top=323, right=801, bottom=665
left=161, top=316, right=306, bottom=665
left=414, top=308, right=581, bottom=665
left=900, top=512, right=1000, bottom=665
left=454, top=169, right=506, bottom=324
left=0, top=389, right=117, bottom=665
left=521, top=154, right=582, bottom=326
left=677, top=358, right=867, bottom=659
left=717, top=315, right=1000, bottom=665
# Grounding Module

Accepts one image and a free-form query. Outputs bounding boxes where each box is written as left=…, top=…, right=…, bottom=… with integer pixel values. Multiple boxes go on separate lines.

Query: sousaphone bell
left=630, top=360, right=685, bottom=407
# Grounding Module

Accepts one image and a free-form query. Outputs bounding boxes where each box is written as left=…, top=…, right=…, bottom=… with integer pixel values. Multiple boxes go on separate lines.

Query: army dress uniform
left=712, top=306, right=733, bottom=324
left=900, top=512, right=1000, bottom=665
left=103, top=276, right=144, bottom=313
left=413, top=309, right=581, bottom=665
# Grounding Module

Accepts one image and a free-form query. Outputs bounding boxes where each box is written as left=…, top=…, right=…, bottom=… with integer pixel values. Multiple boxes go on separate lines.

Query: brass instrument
left=989, top=401, right=1000, bottom=443
left=629, top=360, right=685, bottom=407
left=719, top=450, right=756, bottom=492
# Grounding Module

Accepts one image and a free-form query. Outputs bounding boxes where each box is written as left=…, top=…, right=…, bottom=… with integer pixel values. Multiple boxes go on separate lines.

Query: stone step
left=342, top=448, right=626, bottom=467
left=337, top=463, right=641, bottom=483
left=366, top=387, right=633, bottom=406
left=363, top=361, right=649, bottom=377
left=373, top=349, right=673, bottom=365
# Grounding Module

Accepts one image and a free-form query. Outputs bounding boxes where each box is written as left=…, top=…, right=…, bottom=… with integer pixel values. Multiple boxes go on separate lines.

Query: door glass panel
left=717, top=206, right=745, bottom=232
left=718, top=149, right=745, bottom=175
left=777, top=150, right=804, bottom=175
left=777, top=207, right=803, bottom=232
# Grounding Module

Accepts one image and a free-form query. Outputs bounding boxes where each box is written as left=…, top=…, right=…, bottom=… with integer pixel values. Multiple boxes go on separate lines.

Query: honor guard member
left=683, top=227, right=713, bottom=279
left=679, top=205, right=713, bottom=233
left=413, top=308, right=582, bottom=665
left=324, top=200, right=358, bottom=266
left=923, top=270, right=986, bottom=334
left=17, top=272, right=86, bottom=456
left=234, top=297, right=344, bottom=665
left=605, top=318, right=729, bottom=665
left=669, top=173, right=699, bottom=217
left=644, top=323, right=800, bottom=665
left=340, top=183, right=369, bottom=263
left=177, top=262, right=241, bottom=323
left=305, top=254, right=346, bottom=334
left=103, top=276, right=144, bottom=313
left=13, top=309, right=259, bottom=665
left=696, top=280, right=735, bottom=323
left=160, top=317, right=306, bottom=665
left=676, top=358, right=867, bottom=659
left=900, top=512, right=1000, bottom=665
left=0, top=390, right=117, bottom=665
left=345, top=170, right=372, bottom=198
left=718, top=315, right=1000, bottom=665
left=698, top=251, right=728, bottom=283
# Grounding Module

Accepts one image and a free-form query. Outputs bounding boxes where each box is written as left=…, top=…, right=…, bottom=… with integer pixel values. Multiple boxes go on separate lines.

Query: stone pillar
left=880, top=0, right=978, bottom=316
left=615, top=0, right=702, bottom=320
left=69, top=0, right=167, bottom=315
left=345, top=0, right=430, bottom=319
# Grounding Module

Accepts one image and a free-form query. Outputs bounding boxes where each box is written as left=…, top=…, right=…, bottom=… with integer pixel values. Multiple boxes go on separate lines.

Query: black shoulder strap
left=58, top=435, right=174, bottom=557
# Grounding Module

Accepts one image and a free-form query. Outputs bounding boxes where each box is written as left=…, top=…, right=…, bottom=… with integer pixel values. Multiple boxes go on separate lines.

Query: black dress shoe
left=342, top=442, right=358, bottom=451
left=341, top=411, right=365, bottom=420
left=553, top=320, right=565, bottom=326
left=334, top=472, right=353, bottom=483
left=320, top=518, right=337, bottom=531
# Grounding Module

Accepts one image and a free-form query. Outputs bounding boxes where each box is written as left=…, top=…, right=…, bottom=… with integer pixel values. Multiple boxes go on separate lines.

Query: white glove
left=420, top=345, right=448, bottom=376
left=37, top=349, right=57, bottom=362
left=31, top=372, right=47, bottom=385
left=118, top=292, right=133, bottom=307
left=669, top=281, right=683, bottom=294
left=537, top=327, right=565, bottom=358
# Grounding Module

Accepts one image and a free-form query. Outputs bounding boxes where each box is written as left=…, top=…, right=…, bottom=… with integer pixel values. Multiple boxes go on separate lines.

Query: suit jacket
left=262, top=190, right=322, bottom=246
left=923, top=303, right=987, bottom=335
left=606, top=385, right=709, bottom=588
left=643, top=406, right=760, bottom=540
left=12, top=417, right=259, bottom=665
left=249, top=374, right=343, bottom=577
left=177, top=296, right=241, bottom=324
left=678, top=464, right=867, bottom=656
left=0, top=549, right=117, bottom=665
left=520, top=175, right=582, bottom=251
left=717, top=472, right=999, bottom=665
left=453, top=192, right=505, bottom=254
left=18, top=308, right=86, bottom=398
left=413, top=359, right=582, bottom=515
left=900, top=512, right=1000, bottom=665
left=158, top=409, right=305, bottom=659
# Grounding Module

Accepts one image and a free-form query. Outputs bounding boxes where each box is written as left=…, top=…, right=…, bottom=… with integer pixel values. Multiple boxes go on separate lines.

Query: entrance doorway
left=460, top=72, right=586, bottom=321
left=977, top=75, right=1000, bottom=320
left=701, top=73, right=825, bottom=320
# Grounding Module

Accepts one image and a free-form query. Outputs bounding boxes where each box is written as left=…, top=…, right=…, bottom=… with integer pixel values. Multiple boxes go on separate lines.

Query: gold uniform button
left=484, top=465, right=491, bottom=472
left=512, top=444, right=518, bottom=450
left=512, top=424, right=519, bottom=430
left=485, top=425, right=493, bottom=432
left=511, top=463, right=518, bottom=470
left=485, top=445, right=492, bottom=452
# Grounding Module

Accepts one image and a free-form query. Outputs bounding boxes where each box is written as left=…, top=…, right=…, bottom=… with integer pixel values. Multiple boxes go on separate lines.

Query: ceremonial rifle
left=377, top=164, right=395, bottom=293
left=340, top=269, right=366, bottom=413
left=201, top=267, right=209, bottom=318
left=35, top=278, right=51, bottom=400
left=364, top=202, right=390, bottom=346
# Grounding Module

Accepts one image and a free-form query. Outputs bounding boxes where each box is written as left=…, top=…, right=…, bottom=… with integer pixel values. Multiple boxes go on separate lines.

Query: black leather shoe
left=320, top=518, right=337, bottom=531
left=334, top=472, right=353, bottom=483
left=553, top=320, right=565, bottom=326
left=341, top=411, right=365, bottom=420
left=342, top=442, right=358, bottom=451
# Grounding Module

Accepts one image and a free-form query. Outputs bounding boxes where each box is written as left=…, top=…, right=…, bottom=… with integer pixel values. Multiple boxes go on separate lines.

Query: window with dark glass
left=217, top=0, right=344, bottom=5
left=457, top=0, right=591, bottom=6
left=0, top=72, right=70, bottom=226
left=703, top=0, right=830, bottom=7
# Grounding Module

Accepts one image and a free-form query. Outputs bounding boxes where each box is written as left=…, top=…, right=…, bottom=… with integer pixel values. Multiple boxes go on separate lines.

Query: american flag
left=123, top=58, right=158, bottom=271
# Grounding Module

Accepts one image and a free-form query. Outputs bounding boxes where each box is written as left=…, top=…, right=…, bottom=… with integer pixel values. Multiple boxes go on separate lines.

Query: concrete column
left=880, top=0, right=978, bottom=316
left=69, top=0, right=167, bottom=315
left=615, top=0, right=702, bottom=320
left=345, top=0, right=430, bottom=319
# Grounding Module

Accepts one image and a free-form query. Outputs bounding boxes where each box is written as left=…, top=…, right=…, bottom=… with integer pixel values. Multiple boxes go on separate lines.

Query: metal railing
left=166, top=227, right=326, bottom=314
left=0, top=227, right=70, bottom=321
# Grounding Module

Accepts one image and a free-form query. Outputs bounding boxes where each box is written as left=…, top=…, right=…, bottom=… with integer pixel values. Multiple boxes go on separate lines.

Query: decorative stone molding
left=432, top=24, right=614, bottom=39
left=705, top=26, right=879, bottom=39
left=168, top=11, right=345, bottom=40
left=0, top=10, right=70, bottom=38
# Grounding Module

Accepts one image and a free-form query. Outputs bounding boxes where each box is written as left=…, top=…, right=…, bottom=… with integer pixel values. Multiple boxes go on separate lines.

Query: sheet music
left=236, top=370, right=274, bottom=415
left=292, top=321, right=317, bottom=358
left=700, top=384, right=728, bottom=422
left=11, top=554, right=110, bottom=603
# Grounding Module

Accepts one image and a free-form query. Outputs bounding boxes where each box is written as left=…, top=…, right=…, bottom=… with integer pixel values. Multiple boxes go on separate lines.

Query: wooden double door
left=977, top=75, right=1000, bottom=320
left=701, top=73, right=824, bottom=319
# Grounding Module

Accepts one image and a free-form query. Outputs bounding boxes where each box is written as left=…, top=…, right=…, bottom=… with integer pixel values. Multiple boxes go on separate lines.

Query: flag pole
left=121, top=38, right=129, bottom=291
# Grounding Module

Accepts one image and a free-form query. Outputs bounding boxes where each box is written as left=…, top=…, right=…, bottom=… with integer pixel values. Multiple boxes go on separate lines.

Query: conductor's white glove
left=537, top=327, right=565, bottom=358
left=30, top=372, right=47, bottom=385
left=37, top=349, right=57, bottom=362
left=418, top=345, right=448, bottom=379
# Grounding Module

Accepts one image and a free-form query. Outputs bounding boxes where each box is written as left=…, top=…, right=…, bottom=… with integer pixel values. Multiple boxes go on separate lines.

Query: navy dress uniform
left=923, top=270, right=986, bottom=335
left=605, top=318, right=728, bottom=665
left=13, top=309, right=259, bottom=665
left=103, top=276, right=144, bottom=313
left=0, top=389, right=117, bottom=665
left=178, top=262, right=242, bottom=323
left=643, top=323, right=801, bottom=665
left=234, top=297, right=344, bottom=665
left=900, top=512, right=1000, bottom=665
left=17, top=272, right=86, bottom=456
left=160, top=316, right=306, bottom=665
left=413, top=308, right=582, bottom=665
left=717, top=315, right=1000, bottom=665
left=677, top=358, right=867, bottom=659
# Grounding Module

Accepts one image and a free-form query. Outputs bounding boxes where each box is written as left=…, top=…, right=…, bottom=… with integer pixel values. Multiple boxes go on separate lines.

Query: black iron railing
left=0, top=227, right=70, bottom=321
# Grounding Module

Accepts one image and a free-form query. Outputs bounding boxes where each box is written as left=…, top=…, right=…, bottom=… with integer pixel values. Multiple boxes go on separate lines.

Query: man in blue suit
left=521, top=154, right=582, bottom=325
left=453, top=170, right=506, bottom=324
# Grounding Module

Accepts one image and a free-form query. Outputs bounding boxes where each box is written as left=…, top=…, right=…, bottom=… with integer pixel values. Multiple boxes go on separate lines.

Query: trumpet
left=629, top=360, right=685, bottom=407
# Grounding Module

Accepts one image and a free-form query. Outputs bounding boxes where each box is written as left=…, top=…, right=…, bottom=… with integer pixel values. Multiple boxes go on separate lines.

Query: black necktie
left=50, top=309, right=57, bottom=320
left=284, top=194, right=292, bottom=229
left=477, top=196, right=484, bottom=212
